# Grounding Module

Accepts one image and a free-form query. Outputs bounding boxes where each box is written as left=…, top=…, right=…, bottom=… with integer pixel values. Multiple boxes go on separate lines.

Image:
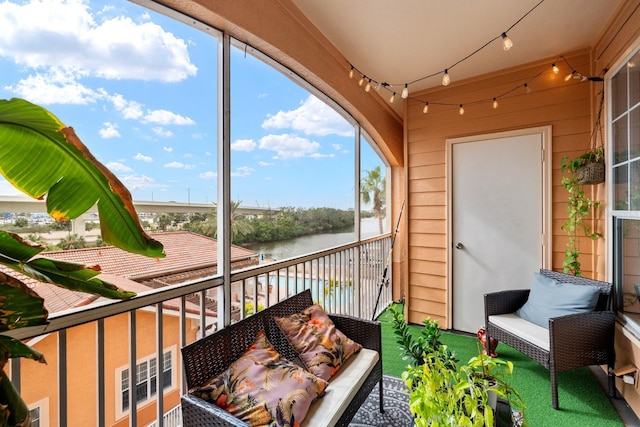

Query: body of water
left=246, top=217, right=384, bottom=261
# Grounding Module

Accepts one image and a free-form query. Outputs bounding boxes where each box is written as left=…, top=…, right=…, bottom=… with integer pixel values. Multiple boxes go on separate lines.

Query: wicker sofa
left=484, top=268, right=616, bottom=409
left=180, top=289, right=384, bottom=426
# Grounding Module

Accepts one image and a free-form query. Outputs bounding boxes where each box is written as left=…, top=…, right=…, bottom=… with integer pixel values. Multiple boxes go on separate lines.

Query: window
left=29, top=407, right=41, bottom=427
left=120, top=350, right=174, bottom=413
left=610, top=45, right=640, bottom=337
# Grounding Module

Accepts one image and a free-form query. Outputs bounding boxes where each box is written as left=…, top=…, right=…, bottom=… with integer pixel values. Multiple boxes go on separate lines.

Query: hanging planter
left=576, top=149, right=605, bottom=184
left=576, top=91, right=606, bottom=185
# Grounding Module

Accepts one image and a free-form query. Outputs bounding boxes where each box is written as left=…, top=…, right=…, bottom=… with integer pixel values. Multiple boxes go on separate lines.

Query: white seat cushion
left=489, top=313, right=550, bottom=351
left=304, top=348, right=379, bottom=426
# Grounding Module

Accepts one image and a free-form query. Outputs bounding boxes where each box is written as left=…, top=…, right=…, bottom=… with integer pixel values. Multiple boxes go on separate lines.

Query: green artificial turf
left=378, top=305, right=624, bottom=427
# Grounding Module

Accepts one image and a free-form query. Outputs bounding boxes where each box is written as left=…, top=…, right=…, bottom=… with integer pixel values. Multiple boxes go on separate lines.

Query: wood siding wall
left=404, top=51, right=600, bottom=326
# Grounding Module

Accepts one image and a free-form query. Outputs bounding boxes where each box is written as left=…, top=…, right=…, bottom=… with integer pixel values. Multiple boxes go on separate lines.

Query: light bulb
left=501, top=32, right=513, bottom=51
left=389, top=92, right=396, bottom=103
left=401, top=84, right=409, bottom=99
left=493, top=98, right=498, bottom=109
left=442, top=69, right=450, bottom=86
left=349, top=67, right=354, bottom=79
left=423, top=103, right=429, bottom=114
left=525, top=83, right=531, bottom=94
left=365, top=79, right=371, bottom=92
left=565, top=71, right=575, bottom=81
left=459, top=104, right=464, bottom=115
left=552, top=63, right=559, bottom=74
left=358, top=76, right=364, bottom=86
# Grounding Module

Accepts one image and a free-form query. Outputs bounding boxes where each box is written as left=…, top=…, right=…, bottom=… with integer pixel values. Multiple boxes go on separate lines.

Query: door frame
left=445, top=125, right=552, bottom=329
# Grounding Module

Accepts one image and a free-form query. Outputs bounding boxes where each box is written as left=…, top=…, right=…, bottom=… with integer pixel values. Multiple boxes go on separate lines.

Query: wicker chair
left=180, top=289, right=384, bottom=426
left=484, top=268, right=616, bottom=409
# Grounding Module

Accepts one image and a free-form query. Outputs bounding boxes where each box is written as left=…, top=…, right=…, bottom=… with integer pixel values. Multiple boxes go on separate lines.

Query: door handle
left=455, top=242, right=464, bottom=250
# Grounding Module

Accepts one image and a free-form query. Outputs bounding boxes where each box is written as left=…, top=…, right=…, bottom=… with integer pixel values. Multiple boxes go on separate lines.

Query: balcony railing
left=6, top=234, right=392, bottom=427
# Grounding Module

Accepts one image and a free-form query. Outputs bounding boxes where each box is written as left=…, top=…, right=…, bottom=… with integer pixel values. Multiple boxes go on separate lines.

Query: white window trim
left=115, top=346, right=177, bottom=420
left=28, top=397, right=49, bottom=427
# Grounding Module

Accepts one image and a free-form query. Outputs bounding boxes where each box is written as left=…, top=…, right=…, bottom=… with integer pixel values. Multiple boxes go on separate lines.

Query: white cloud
left=164, top=161, right=195, bottom=169
left=309, top=152, right=335, bottom=159
left=134, top=153, right=153, bottom=163
left=262, top=95, right=353, bottom=137
left=231, top=138, right=256, bottom=152
left=106, top=161, right=132, bottom=173
left=143, top=109, right=195, bottom=125
left=259, top=161, right=274, bottom=166
left=152, top=127, right=174, bottom=138
left=99, top=122, right=121, bottom=139
left=163, top=146, right=173, bottom=152
left=120, top=174, right=166, bottom=190
left=109, top=93, right=144, bottom=119
left=199, top=171, right=216, bottom=179
left=259, top=134, right=321, bottom=159
left=232, top=166, right=254, bottom=177
left=0, top=0, right=197, bottom=83
left=6, top=68, right=99, bottom=105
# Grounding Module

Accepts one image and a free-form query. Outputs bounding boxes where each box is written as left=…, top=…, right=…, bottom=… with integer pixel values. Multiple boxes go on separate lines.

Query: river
left=245, top=217, right=384, bottom=261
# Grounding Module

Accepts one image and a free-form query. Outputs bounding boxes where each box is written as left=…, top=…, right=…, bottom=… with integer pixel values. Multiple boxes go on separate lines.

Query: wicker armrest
left=549, top=310, right=616, bottom=356
left=181, top=393, right=249, bottom=427
left=484, top=289, right=530, bottom=317
left=329, top=314, right=381, bottom=353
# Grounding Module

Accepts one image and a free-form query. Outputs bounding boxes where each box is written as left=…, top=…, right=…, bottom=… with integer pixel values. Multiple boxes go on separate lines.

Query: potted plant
left=0, top=98, right=165, bottom=426
left=391, top=304, right=527, bottom=426
left=402, top=349, right=527, bottom=427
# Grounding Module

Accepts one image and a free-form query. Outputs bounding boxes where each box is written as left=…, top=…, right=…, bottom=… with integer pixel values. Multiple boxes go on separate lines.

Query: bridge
left=0, top=195, right=278, bottom=235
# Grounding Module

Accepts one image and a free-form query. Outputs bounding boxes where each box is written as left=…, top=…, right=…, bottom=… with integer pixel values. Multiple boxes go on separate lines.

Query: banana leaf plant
left=0, top=98, right=165, bottom=426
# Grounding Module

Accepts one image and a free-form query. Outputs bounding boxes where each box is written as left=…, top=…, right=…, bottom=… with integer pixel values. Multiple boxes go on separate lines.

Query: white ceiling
left=290, top=0, right=623, bottom=111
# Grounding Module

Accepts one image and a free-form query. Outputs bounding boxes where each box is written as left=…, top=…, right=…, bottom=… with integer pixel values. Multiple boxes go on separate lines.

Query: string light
left=552, top=63, right=559, bottom=74
left=401, top=84, right=409, bottom=99
left=493, top=98, right=498, bottom=109
left=564, top=70, right=576, bottom=81
left=349, top=66, right=354, bottom=79
left=358, top=76, right=365, bottom=86
left=459, top=104, right=465, bottom=115
left=442, top=69, right=450, bottom=86
left=501, top=32, right=513, bottom=51
left=365, top=79, right=372, bottom=92
left=524, top=83, right=532, bottom=93
left=389, top=92, right=396, bottom=103
left=423, top=103, right=429, bottom=114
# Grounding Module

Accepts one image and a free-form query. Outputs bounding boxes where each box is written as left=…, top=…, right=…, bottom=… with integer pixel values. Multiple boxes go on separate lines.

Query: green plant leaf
left=24, top=258, right=136, bottom=299
left=0, top=337, right=45, bottom=364
left=0, top=273, right=48, bottom=333
left=0, top=370, right=30, bottom=427
left=0, top=98, right=164, bottom=258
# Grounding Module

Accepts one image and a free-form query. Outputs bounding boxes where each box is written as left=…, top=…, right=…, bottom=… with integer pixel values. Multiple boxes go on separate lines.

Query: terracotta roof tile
left=40, top=231, right=258, bottom=279
left=8, top=232, right=252, bottom=315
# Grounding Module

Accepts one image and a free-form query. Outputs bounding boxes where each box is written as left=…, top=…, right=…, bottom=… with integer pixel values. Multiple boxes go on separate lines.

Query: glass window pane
left=618, top=219, right=640, bottom=318
left=360, top=135, right=388, bottom=238
left=632, top=161, right=640, bottom=211
left=613, top=114, right=628, bottom=164
left=630, top=52, right=640, bottom=108
left=614, top=165, right=629, bottom=210
left=631, top=106, right=640, bottom=160
left=230, top=43, right=356, bottom=262
left=612, top=62, right=628, bottom=120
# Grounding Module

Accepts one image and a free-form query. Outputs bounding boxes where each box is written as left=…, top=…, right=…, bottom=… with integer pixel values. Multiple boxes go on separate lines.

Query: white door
left=449, top=128, right=550, bottom=333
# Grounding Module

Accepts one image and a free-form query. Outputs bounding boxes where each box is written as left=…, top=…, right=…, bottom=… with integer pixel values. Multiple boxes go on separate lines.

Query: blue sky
left=0, top=0, right=383, bottom=210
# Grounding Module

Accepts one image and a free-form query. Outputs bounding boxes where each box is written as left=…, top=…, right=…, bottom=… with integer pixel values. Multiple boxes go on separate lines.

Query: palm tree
left=211, top=200, right=253, bottom=244
left=361, top=165, right=386, bottom=234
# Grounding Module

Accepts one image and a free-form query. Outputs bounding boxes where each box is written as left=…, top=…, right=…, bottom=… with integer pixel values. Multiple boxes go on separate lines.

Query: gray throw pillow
left=515, top=272, right=601, bottom=328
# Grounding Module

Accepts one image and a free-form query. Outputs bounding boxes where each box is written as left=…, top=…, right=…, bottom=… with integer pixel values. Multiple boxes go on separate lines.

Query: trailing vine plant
left=560, top=153, right=603, bottom=276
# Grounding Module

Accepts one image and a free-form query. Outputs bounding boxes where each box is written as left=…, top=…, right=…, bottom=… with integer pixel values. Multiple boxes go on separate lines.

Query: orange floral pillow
left=275, top=304, right=363, bottom=381
left=189, top=330, right=328, bottom=427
